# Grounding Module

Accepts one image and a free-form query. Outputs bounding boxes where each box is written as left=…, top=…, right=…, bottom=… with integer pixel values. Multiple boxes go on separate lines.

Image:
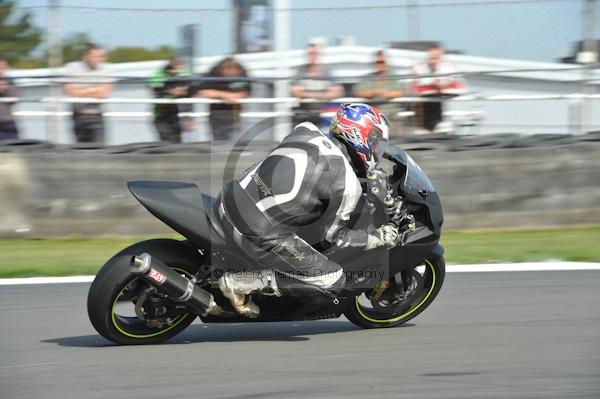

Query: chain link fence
left=25, top=0, right=585, bottom=61
left=3, top=0, right=598, bottom=145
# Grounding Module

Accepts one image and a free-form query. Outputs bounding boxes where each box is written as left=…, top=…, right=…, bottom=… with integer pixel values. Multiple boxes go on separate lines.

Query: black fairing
left=379, top=142, right=444, bottom=274
left=381, top=141, right=443, bottom=237
left=127, top=181, right=225, bottom=248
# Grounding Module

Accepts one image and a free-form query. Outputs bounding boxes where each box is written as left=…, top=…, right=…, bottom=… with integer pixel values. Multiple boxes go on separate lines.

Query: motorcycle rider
left=215, top=103, right=400, bottom=316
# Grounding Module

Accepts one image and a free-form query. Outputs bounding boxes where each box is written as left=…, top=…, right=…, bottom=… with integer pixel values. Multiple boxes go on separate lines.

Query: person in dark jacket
left=148, top=57, right=191, bottom=143
left=0, top=56, right=19, bottom=140
left=191, top=57, right=250, bottom=141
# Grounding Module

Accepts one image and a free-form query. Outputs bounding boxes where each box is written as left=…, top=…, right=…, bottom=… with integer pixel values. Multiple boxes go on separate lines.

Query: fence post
left=273, top=0, right=291, bottom=141
left=568, top=97, right=582, bottom=135
left=407, top=0, right=420, bottom=42
left=47, top=0, right=62, bottom=143
left=581, top=0, right=598, bottom=134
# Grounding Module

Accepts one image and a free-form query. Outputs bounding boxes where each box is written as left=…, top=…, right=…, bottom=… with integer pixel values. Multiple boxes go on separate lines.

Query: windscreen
left=404, top=153, right=436, bottom=193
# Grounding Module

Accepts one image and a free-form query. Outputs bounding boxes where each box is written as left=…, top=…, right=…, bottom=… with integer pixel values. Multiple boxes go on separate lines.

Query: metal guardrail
left=9, top=65, right=598, bottom=84
left=1, top=94, right=596, bottom=124
left=2, top=93, right=600, bottom=105
left=2, top=94, right=597, bottom=140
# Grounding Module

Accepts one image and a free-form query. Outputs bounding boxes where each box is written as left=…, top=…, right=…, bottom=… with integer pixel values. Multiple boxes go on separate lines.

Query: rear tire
left=87, top=239, right=205, bottom=345
left=344, top=255, right=445, bottom=329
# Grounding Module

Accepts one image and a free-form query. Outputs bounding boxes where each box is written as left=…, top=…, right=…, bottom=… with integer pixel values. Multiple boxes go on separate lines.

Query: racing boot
left=275, top=270, right=346, bottom=301
left=217, top=270, right=281, bottom=318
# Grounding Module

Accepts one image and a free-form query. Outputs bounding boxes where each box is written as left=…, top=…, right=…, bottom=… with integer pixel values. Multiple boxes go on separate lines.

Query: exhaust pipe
left=130, top=253, right=216, bottom=316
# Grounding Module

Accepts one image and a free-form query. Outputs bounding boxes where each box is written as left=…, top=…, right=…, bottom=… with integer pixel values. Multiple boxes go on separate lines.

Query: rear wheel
left=87, top=239, right=205, bottom=345
left=344, top=256, right=445, bottom=328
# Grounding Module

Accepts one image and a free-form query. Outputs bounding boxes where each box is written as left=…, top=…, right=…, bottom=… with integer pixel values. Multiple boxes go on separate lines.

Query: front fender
left=431, top=243, right=445, bottom=258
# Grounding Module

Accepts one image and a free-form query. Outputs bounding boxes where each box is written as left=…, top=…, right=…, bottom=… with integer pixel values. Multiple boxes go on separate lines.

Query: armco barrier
left=0, top=137, right=599, bottom=237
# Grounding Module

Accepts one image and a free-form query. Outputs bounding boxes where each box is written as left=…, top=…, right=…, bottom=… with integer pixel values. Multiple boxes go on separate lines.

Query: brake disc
left=371, top=271, right=422, bottom=312
left=134, top=287, right=172, bottom=328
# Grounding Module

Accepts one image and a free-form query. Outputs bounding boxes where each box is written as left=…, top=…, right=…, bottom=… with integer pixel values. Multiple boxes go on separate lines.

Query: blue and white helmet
left=329, top=103, right=390, bottom=169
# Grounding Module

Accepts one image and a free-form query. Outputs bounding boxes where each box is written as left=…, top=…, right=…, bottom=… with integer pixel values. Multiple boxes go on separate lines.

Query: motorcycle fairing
left=382, top=142, right=443, bottom=237
left=127, top=181, right=225, bottom=248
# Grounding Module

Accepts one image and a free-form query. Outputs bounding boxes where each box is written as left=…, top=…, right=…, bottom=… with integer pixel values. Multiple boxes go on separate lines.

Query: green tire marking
left=110, top=267, right=192, bottom=339
left=354, top=260, right=437, bottom=324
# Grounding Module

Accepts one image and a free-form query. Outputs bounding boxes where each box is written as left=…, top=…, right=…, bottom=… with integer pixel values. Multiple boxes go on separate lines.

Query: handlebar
left=365, top=166, right=416, bottom=246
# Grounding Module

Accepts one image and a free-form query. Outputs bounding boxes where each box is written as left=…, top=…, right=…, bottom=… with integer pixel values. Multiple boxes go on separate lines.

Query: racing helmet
left=329, top=103, right=390, bottom=173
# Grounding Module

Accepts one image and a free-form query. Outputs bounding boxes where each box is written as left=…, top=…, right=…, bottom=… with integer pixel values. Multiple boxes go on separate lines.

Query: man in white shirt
left=411, top=45, right=466, bottom=133
left=64, top=43, right=113, bottom=143
left=290, top=44, right=344, bottom=128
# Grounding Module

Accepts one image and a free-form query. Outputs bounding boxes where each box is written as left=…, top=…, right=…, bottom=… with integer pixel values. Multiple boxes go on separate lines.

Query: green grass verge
left=0, top=227, right=599, bottom=277
left=440, top=226, right=600, bottom=264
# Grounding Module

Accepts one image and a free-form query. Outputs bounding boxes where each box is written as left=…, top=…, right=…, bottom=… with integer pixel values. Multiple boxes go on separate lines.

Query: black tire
left=87, top=239, right=205, bottom=345
left=344, top=255, right=445, bottom=329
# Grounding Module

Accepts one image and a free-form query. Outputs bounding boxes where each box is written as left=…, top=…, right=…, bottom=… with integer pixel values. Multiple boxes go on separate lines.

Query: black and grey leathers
left=216, top=122, right=396, bottom=295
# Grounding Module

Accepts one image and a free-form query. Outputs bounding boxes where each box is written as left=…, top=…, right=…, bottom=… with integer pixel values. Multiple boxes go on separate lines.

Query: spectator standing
left=148, top=57, right=191, bottom=143
left=64, top=43, right=113, bottom=143
left=0, top=57, right=19, bottom=140
left=192, top=57, right=250, bottom=141
left=354, top=50, right=405, bottom=137
left=411, top=45, right=466, bottom=133
left=290, top=44, right=344, bottom=127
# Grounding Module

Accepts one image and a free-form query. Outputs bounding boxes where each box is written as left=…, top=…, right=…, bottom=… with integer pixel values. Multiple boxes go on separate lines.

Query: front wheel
left=87, top=239, right=205, bottom=345
left=344, top=255, right=445, bottom=328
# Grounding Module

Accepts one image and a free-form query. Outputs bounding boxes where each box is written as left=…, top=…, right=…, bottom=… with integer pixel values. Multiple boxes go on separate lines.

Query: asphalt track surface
left=1, top=271, right=599, bottom=399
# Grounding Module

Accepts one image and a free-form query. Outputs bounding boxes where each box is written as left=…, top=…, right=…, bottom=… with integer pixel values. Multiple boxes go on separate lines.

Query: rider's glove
left=366, top=224, right=399, bottom=250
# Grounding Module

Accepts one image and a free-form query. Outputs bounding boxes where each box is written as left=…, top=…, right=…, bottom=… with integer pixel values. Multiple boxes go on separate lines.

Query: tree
left=10, top=26, right=177, bottom=69
left=52, top=34, right=176, bottom=65
left=0, top=0, right=42, bottom=65
left=107, top=45, right=175, bottom=63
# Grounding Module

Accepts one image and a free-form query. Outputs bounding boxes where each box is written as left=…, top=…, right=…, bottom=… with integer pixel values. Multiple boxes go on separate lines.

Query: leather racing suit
left=215, top=121, right=390, bottom=297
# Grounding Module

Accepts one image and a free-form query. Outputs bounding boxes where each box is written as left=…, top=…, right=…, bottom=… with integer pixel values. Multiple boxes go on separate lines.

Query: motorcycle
left=87, top=142, right=445, bottom=345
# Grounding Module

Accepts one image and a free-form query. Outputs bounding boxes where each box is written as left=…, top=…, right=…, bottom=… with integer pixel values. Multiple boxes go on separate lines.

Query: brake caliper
left=369, top=280, right=390, bottom=302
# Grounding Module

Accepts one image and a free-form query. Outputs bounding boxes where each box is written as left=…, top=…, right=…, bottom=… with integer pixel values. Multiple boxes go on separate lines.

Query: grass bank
left=0, top=226, right=598, bottom=277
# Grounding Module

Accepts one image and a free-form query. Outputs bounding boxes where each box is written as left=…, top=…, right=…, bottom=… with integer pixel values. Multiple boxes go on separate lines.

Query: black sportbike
left=87, top=143, right=445, bottom=345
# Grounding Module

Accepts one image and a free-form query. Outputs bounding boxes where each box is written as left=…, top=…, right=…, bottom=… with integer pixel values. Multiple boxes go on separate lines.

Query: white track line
left=0, top=275, right=94, bottom=286
left=0, top=361, right=62, bottom=369
left=0, top=262, right=599, bottom=286
left=446, top=262, right=600, bottom=273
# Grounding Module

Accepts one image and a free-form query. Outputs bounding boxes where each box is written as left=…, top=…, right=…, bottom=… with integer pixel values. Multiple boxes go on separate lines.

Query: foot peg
left=236, top=296, right=260, bottom=318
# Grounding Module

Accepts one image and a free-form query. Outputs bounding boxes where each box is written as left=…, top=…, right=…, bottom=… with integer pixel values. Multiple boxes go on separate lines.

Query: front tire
left=344, top=255, right=445, bottom=329
left=87, top=239, right=205, bottom=345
